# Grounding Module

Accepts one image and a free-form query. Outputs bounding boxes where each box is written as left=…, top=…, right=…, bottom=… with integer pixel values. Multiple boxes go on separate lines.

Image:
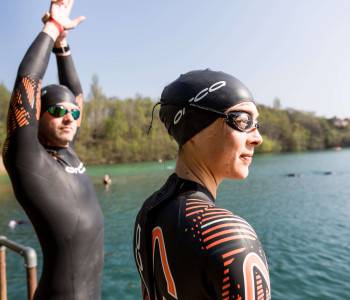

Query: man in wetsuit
left=3, top=1, right=104, bottom=299
left=134, top=70, right=270, bottom=299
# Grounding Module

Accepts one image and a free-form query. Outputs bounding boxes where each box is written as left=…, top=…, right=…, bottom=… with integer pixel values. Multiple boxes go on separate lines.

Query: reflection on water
left=1, top=151, right=350, bottom=299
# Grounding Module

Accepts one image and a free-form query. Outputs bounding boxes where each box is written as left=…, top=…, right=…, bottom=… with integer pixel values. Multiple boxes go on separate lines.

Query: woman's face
left=191, top=101, right=263, bottom=181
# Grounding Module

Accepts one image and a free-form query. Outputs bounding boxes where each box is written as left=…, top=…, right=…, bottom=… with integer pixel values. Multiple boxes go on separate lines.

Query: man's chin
left=56, top=134, right=74, bottom=146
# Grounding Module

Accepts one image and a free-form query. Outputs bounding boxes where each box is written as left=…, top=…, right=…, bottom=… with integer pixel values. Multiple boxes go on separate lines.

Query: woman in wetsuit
left=3, top=1, right=104, bottom=299
left=134, top=69, right=271, bottom=300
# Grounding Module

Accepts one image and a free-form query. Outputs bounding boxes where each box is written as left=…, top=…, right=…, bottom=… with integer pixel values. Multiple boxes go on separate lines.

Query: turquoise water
left=1, top=150, right=350, bottom=299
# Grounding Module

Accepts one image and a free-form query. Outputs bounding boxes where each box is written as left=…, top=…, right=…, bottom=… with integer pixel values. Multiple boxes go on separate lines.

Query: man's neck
left=39, top=136, right=69, bottom=149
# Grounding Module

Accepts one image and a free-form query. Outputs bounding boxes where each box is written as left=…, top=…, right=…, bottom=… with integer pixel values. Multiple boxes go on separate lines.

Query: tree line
left=1, top=77, right=349, bottom=164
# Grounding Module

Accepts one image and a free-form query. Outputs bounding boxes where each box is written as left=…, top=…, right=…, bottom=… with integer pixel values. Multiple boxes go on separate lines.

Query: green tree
left=1, top=76, right=348, bottom=164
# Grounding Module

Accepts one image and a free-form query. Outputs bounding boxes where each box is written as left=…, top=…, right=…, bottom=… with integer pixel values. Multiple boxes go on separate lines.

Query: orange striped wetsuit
left=134, top=173, right=270, bottom=300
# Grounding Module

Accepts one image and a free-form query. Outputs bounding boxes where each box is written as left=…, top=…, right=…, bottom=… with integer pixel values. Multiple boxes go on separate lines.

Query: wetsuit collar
left=44, top=145, right=68, bottom=151
left=173, top=173, right=215, bottom=202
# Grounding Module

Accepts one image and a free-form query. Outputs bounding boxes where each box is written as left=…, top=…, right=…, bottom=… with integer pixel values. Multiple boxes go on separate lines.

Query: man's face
left=38, top=102, right=79, bottom=147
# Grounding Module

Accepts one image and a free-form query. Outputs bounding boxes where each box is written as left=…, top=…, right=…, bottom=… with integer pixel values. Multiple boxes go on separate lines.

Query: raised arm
left=3, top=0, right=85, bottom=161
left=53, top=0, right=85, bottom=127
left=3, top=23, right=60, bottom=159
left=54, top=34, right=84, bottom=127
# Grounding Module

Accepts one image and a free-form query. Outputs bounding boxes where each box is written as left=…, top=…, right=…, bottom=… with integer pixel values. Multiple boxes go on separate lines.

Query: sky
left=1, top=0, right=350, bottom=118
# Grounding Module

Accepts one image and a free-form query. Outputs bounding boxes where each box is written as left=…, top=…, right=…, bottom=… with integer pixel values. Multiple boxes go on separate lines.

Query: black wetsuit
left=3, top=32, right=104, bottom=300
left=134, top=174, right=270, bottom=300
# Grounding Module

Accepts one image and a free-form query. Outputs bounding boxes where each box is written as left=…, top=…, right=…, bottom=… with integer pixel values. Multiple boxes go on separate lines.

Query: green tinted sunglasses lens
left=71, top=109, right=80, bottom=120
left=47, top=106, right=65, bottom=117
left=47, top=106, right=80, bottom=120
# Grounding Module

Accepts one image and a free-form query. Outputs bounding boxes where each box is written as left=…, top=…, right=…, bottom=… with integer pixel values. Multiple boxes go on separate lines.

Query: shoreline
left=0, top=147, right=346, bottom=175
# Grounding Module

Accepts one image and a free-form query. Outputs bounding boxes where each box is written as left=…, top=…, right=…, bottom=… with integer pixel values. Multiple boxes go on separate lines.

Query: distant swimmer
left=323, top=171, right=333, bottom=175
left=103, top=174, right=112, bottom=186
left=286, top=173, right=302, bottom=177
left=3, top=1, right=104, bottom=299
left=103, top=174, right=112, bottom=190
left=133, top=70, right=271, bottom=299
left=8, top=220, right=28, bottom=229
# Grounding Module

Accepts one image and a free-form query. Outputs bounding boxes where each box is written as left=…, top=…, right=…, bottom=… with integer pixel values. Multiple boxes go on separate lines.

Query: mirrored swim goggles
left=190, top=103, right=260, bottom=132
left=47, top=105, right=80, bottom=120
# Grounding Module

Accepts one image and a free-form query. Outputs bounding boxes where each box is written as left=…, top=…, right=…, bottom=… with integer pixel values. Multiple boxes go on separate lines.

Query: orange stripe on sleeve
left=223, top=258, right=234, bottom=267
left=202, top=222, right=255, bottom=236
left=185, top=210, right=204, bottom=217
left=222, top=247, right=246, bottom=259
left=201, top=213, right=233, bottom=223
left=186, top=205, right=209, bottom=211
left=221, top=291, right=229, bottom=296
left=206, top=235, right=256, bottom=250
left=222, top=283, right=230, bottom=290
left=204, top=229, right=257, bottom=243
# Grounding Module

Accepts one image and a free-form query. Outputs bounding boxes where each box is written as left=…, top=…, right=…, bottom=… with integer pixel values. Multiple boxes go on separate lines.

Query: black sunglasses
left=190, top=103, right=259, bottom=132
left=47, top=105, right=80, bottom=120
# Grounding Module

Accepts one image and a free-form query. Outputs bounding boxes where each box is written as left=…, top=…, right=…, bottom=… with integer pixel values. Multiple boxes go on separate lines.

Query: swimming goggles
left=190, top=103, right=259, bottom=132
left=47, top=105, right=80, bottom=120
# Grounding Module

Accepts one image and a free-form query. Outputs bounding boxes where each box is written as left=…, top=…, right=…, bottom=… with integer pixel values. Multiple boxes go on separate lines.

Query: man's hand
left=50, top=0, right=85, bottom=30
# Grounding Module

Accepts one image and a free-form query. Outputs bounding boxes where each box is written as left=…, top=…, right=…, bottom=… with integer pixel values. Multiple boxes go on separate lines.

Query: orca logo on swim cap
left=173, top=80, right=226, bottom=125
left=188, top=81, right=226, bottom=103
left=174, top=107, right=186, bottom=125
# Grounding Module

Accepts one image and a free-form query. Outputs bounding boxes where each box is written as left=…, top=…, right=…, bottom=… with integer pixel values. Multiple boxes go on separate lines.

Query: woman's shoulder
left=180, top=198, right=258, bottom=250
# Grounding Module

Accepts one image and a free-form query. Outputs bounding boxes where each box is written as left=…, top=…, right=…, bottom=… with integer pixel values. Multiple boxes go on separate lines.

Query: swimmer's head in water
left=40, top=84, right=78, bottom=117
left=159, top=69, right=255, bottom=146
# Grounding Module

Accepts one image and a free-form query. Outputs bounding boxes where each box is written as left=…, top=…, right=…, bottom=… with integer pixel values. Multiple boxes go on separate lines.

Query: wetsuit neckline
left=44, top=145, right=70, bottom=160
left=172, top=173, right=215, bottom=201
left=44, top=145, right=69, bottom=151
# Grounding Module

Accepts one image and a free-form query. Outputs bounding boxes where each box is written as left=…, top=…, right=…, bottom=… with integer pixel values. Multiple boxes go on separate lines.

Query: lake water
left=1, top=150, right=350, bottom=299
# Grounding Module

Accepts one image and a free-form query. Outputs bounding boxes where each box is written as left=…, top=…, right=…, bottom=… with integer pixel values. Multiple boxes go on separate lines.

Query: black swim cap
left=40, top=84, right=77, bottom=116
left=159, top=69, right=254, bottom=146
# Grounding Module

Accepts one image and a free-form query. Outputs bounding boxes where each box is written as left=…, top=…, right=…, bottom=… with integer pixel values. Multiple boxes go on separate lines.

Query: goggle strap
left=189, top=103, right=226, bottom=117
left=147, top=102, right=161, bottom=135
